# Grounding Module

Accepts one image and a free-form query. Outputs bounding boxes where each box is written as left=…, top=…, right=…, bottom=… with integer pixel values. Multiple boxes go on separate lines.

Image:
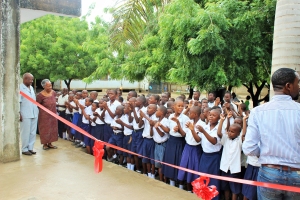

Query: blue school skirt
left=199, top=151, right=221, bottom=200
left=81, top=123, right=91, bottom=146
left=103, top=124, right=113, bottom=142
left=178, top=144, right=202, bottom=183
left=242, top=164, right=259, bottom=200
left=91, top=124, right=104, bottom=147
left=142, top=138, right=155, bottom=164
left=162, top=135, right=186, bottom=180
left=75, top=114, right=83, bottom=140
left=131, top=129, right=144, bottom=155
left=71, top=112, right=80, bottom=135
left=122, top=135, right=132, bottom=157
left=221, top=170, right=242, bottom=194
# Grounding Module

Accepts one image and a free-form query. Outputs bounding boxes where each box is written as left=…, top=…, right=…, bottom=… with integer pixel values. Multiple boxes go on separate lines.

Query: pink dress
left=36, top=91, right=58, bottom=144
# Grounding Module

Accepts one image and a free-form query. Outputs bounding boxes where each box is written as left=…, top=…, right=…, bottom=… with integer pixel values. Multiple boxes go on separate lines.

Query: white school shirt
left=104, top=100, right=121, bottom=124
left=169, top=113, right=190, bottom=137
left=200, top=123, right=222, bottom=153
left=95, top=108, right=105, bottom=125
left=153, top=117, right=169, bottom=143
left=111, top=116, right=123, bottom=134
left=90, top=115, right=96, bottom=126
left=247, top=156, right=261, bottom=167
left=82, top=106, right=93, bottom=124
left=66, top=102, right=72, bottom=114
left=78, top=99, right=85, bottom=114
left=185, top=119, right=206, bottom=145
left=132, top=107, right=144, bottom=130
left=122, top=114, right=133, bottom=136
left=57, top=94, right=69, bottom=111
left=220, top=133, right=242, bottom=174
left=142, top=114, right=158, bottom=139
left=70, top=101, right=78, bottom=114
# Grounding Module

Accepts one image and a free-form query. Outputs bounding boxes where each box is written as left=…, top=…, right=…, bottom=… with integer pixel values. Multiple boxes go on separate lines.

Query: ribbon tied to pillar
left=93, top=141, right=105, bottom=173
left=192, top=176, right=219, bottom=200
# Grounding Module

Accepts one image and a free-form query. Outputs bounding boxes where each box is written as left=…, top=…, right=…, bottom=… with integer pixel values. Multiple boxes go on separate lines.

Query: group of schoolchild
left=57, top=88, right=259, bottom=200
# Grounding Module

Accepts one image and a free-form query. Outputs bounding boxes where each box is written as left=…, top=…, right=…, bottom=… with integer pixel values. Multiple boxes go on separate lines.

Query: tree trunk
left=227, top=85, right=233, bottom=92
left=189, top=86, right=193, bottom=99
left=270, top=0, right=300, bottom=98
left=64, top=79, right=72, bottom=91
left=243, top=81, right=267, bottom=108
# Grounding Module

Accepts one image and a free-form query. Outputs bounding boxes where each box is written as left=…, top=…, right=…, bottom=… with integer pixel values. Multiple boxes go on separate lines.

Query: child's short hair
left=151, top=94, right=160, bottom=102
left=93, top=102, right=99, bottom=107
left=230, top=123, right=242, bottom=133
left=158, top=105, right=167, bottom=116
left=86, top=97, right=94, bottom=103
left=102, top=97, right=109, bottom=102
left=118, top=96, right=124, bottom=103
left=190, top=106, right=201, bottom=116
left=138, top=96, right=146, bottom=105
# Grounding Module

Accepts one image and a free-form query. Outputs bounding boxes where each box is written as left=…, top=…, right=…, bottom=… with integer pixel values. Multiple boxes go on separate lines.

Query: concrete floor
left=0, top=135, right=199, bottom=200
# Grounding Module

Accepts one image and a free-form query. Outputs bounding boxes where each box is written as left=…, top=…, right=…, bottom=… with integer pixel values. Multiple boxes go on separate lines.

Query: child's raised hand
left=227, top=111, right=233, bottom=118
left=102, top=101, right=108, bottom=109
left=154, top=122, right=160, bottom=128
left=78, top=104, right=85, bottom=109
left=93, top=112, right=98, bottom=116
left=149, top=120, right=156, bottom=127
left=188, top=101, right=193, bottom=108
left=173, top=125, right=179, bottom=132
left=215, top=97, right=221, bottom=106
left=73, top=99, right=78, bottom=104
left=224, top=102, right=231, bottom=110
left=185, top=121, right=194, bottom=130
left=220, top=113, right=225, bottom=121
left=196, top=125, right=205, bottom=133
left=243, top=115, right=249, bottom=121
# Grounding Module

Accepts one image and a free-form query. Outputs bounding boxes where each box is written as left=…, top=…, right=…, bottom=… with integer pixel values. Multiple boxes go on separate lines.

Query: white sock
left=179, top=184, right=184, bottom=189
left=151, top=174, right=155, bottom=179
left=127, top=163, right=131, bottom=169
left=112, top=154, right=117, bottom=159
left=187, top=191, right=192, bottom=193
left=80, top=141, right=84, bottom=145
left=130, top=164, right=135, bottom=171
left=63, top=132, right=66, bottom=138
left=148, top=173, right=152, bottom=177
left=170, top=180, right=175, bottom=186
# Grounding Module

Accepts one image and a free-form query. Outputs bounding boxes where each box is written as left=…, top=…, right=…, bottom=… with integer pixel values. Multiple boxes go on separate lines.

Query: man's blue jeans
left=258, top=166, right=300, bottom=200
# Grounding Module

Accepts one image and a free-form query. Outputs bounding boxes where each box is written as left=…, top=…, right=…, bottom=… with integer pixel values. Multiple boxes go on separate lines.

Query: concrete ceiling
left=21, top=8, right=76, bottom=24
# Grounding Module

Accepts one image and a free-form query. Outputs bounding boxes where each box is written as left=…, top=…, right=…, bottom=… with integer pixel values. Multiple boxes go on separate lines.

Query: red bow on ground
left=192, top=176, right=219, bottom=199
left=93, top=141, right=105, bottom=173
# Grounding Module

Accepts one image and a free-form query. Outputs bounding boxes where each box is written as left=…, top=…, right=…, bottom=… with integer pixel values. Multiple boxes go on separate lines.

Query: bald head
left=23, top=73, right=34, bottom=87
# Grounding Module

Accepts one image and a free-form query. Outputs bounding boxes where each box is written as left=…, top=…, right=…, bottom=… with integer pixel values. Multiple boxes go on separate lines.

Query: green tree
left=20, top=15, right=99, bottom=90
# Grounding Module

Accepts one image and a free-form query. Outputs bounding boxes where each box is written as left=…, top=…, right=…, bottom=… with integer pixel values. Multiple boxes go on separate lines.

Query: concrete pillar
left=0, top=0, right=20, bottom=162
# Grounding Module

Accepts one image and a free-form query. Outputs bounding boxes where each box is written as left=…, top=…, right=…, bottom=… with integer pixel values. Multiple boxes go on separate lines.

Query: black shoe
left=28, top=150, right=36, bottom=154
left=75, top=144, right=82, bottom=148
left=22, top=151, right=32, bottom=156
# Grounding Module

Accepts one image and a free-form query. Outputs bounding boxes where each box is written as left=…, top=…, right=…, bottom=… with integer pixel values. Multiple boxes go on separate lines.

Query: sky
left=81, top=0, right=119, bottom=22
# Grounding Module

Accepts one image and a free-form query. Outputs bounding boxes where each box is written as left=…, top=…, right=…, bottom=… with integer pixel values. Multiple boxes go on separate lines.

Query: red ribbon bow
left=93, top=141, right=105, bottom=173
left=192, top=176, right=219, bottom=200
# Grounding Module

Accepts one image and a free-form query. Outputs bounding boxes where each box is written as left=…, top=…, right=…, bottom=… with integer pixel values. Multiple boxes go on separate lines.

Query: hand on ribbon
left=93, top=141, right=105, bottom=173
left=192, top=176, right=219, bottom=200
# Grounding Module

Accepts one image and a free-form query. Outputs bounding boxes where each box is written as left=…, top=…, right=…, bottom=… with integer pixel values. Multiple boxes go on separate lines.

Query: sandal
left=47, top=144, right=57, bottom=149
left=43, top=145, right=50, bottom=150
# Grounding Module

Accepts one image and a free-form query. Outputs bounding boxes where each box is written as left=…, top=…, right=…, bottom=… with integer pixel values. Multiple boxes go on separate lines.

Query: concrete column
left=0, top=0, right=20, bottom=162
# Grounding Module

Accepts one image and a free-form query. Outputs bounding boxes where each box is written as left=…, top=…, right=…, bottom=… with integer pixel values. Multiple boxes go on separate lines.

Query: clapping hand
left=171, top=117, right=179, bottom=124
left=173, top=125, right=179, bottom=132
left=220, top=113, right=225, bottom=121
left=196, top=125, right=205, bottom=133
left=139, top=110, right=145, bottom=118
left=115, top=118, right=122, bottom=124
left=185, top=121, right=194, bottom=130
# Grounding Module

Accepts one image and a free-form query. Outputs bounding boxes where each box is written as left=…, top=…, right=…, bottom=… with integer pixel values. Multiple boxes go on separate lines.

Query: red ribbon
left=20, top=91, right=300, bottom=194
left=192, top=177, right=219, bottom=200
left=93, top=141, right=105, bottom=173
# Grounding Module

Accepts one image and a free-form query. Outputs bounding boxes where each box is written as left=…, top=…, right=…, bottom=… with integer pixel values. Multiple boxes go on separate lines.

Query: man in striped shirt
left=243, top=68, right=300, bottom=199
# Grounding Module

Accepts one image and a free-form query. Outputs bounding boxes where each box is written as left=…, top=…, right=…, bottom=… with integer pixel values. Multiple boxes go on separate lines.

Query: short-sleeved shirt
left=185, top=119, right=206, bottom=145
left=70, top=101, right=78, bottom=114
left=78, top=99, right=85, bottom=114
left=220, top=134, right=242, bottom=173
left=153, top=117, right=169, bottom=143
left=169, top=113, right=190, bottom=137
left=95, top=108, right=105, bottom=125
left=247, top=156, right=261, bottom=167
left=111, top=116, right=123, bottom=134
left=132, top=107, right=144, bottom=130
left=200, top=123, right=222, bottom=153
left=57, top=94, right=69, bottom=111
left=121, top=114, right=133, bottom=136
left=142, top=114, right=158, bottom=139
left=104, top=100, right=121, bottom=124
left=82, top=106, right=93, bottom=124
